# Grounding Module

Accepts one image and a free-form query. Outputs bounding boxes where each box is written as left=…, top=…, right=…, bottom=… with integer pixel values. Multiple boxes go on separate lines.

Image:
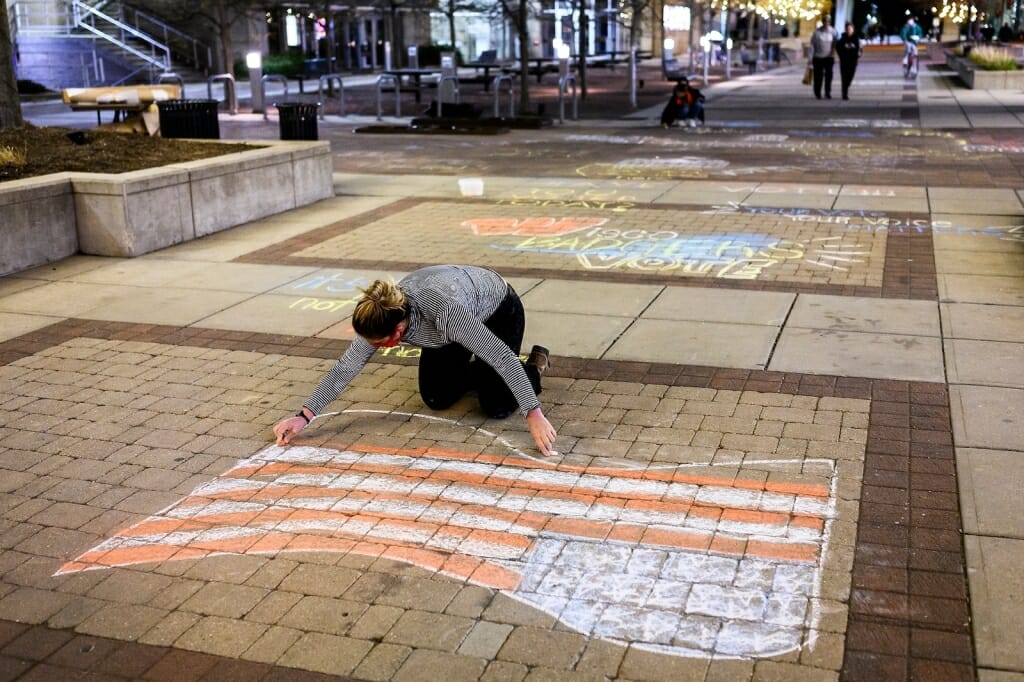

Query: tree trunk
left=216, top=2, right=234, bottom=76
left=515, top=5, right=531, bottom=113
left=448, top=0, right=457, bottom=47
left=576, top=0, right=587, bottom=98
left=0, top=0, right=24, bottom=130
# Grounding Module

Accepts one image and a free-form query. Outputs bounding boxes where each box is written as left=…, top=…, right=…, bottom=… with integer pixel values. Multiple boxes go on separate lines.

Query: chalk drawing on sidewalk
left=822, top=118, right=912, bottom=128
left=56, top=409, right=848, bottom=660
left=576, top=162, right=805, bottom=181
left=463, top=220, right=871, bottom=277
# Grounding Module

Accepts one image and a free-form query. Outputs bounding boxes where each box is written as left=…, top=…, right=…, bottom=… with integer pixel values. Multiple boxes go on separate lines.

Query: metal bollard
left=435, top=74, right=460, bottom=107
left=376, top=74, right=401, bottom=120
left=318, top=74, right=345, bottom=119
left=492, top=74, right=515, bottom=119
left=557, top=73, right=578, bottom=123
left=156, top=72, right=184, bottom=92
left=206, top=73, right=237, bottom=115
left=259, top=75, right=288, bottom=121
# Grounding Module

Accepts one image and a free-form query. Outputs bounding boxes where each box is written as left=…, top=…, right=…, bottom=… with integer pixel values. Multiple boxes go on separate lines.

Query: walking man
left=836, top=22, right=862, bottom=100
left=809, top=14, right=838, bottom=99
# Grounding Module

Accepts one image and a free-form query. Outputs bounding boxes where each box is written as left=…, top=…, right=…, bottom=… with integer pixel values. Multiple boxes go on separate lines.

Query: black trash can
left=276, top=102, right=320, bottom=141
left=157, top=99, right=220, bottom=139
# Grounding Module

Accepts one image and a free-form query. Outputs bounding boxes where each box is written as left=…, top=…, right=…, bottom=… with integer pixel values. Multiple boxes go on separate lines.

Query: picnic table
left=61, top=85, right=182, bottom=125
left=383, top=68, right=443, bottom=103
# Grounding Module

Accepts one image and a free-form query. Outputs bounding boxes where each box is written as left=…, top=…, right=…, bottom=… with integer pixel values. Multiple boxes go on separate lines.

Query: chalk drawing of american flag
left=58, top=412, right=842, bottom=659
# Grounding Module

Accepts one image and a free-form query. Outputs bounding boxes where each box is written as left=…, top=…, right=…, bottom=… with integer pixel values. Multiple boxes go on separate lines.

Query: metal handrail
left=492, top=74, right=514, bottom=119
left=121, top=4, right=212, bottom=73
left=376, top=74, right=400, bottom=120
left=260, top=74, right=288, bottom=120
left=435, top=74, right=460, bottom=106
left=207, top=73, right=237, bottom=115
left=73, top=0, right=170, bottom=70
left=318, top=74, right=345, bottom=119
left=558, top=73, right=578, bottom=123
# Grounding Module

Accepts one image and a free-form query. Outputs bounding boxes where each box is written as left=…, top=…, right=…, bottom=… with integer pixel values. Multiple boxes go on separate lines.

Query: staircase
left=11, top=0, right=211, bottom=89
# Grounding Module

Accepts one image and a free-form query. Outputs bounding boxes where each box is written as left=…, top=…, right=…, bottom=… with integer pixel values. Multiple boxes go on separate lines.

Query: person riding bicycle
left=900, top=17, right=924, bottom=74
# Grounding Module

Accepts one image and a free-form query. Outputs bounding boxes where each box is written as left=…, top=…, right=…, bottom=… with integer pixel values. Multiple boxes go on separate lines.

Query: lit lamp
left=556, top=41, right=571, bottom=79
left=247, top=51, right=263, bottom=114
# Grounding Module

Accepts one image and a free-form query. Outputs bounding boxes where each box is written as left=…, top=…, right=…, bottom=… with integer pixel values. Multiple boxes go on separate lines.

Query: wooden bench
left=62, top=85, right=182, bottom=125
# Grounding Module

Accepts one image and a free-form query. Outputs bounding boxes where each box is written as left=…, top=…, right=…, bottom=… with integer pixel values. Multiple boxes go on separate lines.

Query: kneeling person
left=274, top=265, right=557, bottom=456
left=660, top=78, right=706, bottom=128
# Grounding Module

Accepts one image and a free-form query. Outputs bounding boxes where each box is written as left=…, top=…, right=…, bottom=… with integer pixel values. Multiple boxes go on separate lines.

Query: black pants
left=839, top=58, right=858, bottom=98
left=418, top=286, right=541, bottom=419
left=812, top=56, right=834, bottom=98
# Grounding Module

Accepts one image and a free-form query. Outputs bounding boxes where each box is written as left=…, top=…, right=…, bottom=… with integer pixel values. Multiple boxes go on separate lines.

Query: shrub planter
left=0, top=140, right=332, bottom=276
left=946, top=52, right=1024, bottom=89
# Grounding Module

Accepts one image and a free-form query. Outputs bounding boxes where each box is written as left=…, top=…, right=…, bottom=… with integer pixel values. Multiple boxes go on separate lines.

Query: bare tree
left=620, top=0, right=653, bottom=52
left=151, top=0, right=257, bottom=76
left=438, top=0, right=491, bottom=49
left=497, top=0, right=536, bottom=112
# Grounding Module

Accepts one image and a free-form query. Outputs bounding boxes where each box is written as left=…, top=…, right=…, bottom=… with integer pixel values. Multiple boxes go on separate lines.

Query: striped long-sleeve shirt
left=304, top=265, right=540, bottom=416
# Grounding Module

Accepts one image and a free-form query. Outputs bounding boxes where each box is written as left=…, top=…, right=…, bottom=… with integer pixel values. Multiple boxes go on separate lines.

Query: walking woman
left=836, top=22, right=863, bottom=100
left=273, top=265, right=558, bottom=456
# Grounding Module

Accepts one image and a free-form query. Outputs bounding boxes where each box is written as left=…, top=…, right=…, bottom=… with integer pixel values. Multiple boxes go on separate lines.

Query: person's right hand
left=274, top=416, right=307, bottom=446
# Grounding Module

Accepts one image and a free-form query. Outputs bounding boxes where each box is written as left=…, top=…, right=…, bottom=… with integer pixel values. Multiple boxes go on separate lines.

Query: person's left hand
left=526, top=407, right=558, bottom=457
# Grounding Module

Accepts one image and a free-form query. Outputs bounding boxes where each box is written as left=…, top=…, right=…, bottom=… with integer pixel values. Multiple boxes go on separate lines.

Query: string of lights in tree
left=937, top=0, right=980, bottom=24
left=705, top=0, right=828, bottom=21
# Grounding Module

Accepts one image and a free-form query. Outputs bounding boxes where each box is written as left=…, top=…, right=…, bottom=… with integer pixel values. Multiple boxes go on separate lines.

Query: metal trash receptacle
left=276, top=102, right=320, bottom=140
left=157, top=99, right=220, bottom=139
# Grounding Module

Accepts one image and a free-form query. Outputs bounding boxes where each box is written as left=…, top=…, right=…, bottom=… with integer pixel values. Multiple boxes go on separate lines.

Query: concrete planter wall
left=0, top=140, right=333, bottom=276
left=0, top=175, right=78, bottom=276
left=946, top=53, right=1024, bottom=89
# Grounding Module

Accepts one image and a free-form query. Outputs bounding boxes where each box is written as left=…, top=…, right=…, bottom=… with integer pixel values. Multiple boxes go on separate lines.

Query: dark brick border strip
left=232, top=197, right=938, bottom=300
left=0, top=320, right=971, bottom=680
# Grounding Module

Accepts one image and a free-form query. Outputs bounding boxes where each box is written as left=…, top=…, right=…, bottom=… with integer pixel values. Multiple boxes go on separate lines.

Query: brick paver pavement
left=3, top=47, right=1021, bottom=680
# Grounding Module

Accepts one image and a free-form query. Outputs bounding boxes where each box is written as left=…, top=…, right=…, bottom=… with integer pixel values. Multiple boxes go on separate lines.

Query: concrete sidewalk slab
left=605, top=319, right=779, bottom=368
left=928, top=187, right=1024, bottom=215
left=934, top=251, right=1024, bottom=278
left=77, top=287, right=255, bottom=326
left=191, top=293, right=345, bottom=336
left=950, top=384, right=1024, bottom=451
left=945, top=338, right=1024, bottom=388
left=642, top=288, right=794, bottom=325
left=833, top=185, right=928, bottom=212
left=941, top=302, right=1024, bottom=342
left=786, top=294, right=940, bottom=336
left=521, top=280, right=662, bottom=317
left=0, top=281, right=134, bottom=317
left=524, top=311, right=633, bottom=359
left=965, top=536, right=1024, bottom=671
left=0, top=312, right=63, bottom=342
left=769, top=327, right=944, bottom=382
left=938, top=274, right=1024, bottom=306
left=957, top=448, right=1024, bottom=538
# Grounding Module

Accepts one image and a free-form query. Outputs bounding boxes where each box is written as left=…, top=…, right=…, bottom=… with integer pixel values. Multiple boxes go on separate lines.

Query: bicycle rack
left=557, top=73, right=578, bottom=123
left=156, top=72, right=184, bottom=92
left=435, top=74, right=460, bottom=106
left=318, top=74, right=345, bottom=119
left=376, top=74, right=401, bottom=120
left=206, top=73, right=237, bottom=115
left=259, top=74, right=288, bottom=120
left=492, top=74, right=515, bottom=119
